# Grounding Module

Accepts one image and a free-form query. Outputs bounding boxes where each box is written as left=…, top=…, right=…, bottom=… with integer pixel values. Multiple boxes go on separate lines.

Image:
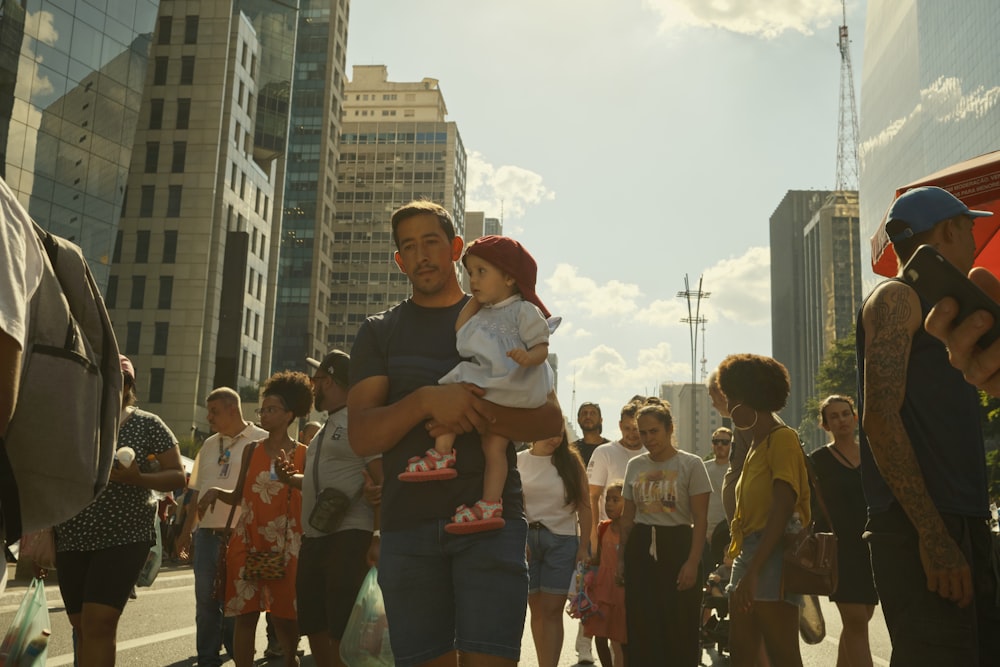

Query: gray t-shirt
left=301, top=408, right=379, bottom=538
left=623, top=451, right=713, bottom=527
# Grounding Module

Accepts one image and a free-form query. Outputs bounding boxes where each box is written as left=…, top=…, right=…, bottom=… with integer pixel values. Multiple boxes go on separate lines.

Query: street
left=2, top=562, right=891, bottom=665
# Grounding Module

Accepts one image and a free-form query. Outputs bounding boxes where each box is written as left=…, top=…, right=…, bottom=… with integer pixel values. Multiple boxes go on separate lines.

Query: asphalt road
left=1, top=562, right=892, bottom=665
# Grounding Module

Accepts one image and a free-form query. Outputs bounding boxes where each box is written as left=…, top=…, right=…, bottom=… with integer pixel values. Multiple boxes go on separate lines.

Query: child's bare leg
left=594, top=636, right=612, bottom=666
left=434, top=432, right=456, bottom=456
left=481, top=434, right=509, bottom=502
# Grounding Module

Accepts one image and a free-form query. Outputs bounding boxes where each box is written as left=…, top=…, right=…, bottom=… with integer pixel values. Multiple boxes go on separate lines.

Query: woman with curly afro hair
left=716, top=354, right=811, bottom=667
left=198, top=371, right=313, bottom=667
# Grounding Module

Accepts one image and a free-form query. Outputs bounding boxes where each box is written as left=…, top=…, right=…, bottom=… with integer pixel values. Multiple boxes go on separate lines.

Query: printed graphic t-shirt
left=623, top=451, right=712, bottom=527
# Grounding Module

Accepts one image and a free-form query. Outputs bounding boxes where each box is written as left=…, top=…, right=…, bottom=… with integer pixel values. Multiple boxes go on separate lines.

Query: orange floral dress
left=225, top=442, right=306, bottom=619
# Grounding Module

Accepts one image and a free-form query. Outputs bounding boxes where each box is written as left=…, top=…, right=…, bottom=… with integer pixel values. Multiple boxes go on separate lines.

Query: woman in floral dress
left=199, top=371, right=312, bottom=667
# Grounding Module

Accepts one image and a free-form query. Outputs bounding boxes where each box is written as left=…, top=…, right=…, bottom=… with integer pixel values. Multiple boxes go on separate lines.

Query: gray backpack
left=1, top=222, right=121, bottom=545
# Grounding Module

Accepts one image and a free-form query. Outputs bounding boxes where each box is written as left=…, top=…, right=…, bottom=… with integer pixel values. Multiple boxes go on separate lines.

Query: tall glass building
left=0, top=0, right=160, bottom=288
left=859, top=0, right=1000, bottom=265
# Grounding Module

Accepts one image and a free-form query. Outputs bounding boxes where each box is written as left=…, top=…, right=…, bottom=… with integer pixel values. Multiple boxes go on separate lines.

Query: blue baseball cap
left=886, top=186, right=992, bottom=244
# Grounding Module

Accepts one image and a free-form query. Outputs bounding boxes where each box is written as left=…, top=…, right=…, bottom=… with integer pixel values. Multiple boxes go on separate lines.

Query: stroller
left=700, top=562, right=730, bottom=656
left=700, top=520, right=732, bottom=656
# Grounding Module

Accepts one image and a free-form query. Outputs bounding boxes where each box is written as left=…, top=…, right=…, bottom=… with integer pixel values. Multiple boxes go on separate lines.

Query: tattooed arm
left=861, top=281, right=973, bottom=607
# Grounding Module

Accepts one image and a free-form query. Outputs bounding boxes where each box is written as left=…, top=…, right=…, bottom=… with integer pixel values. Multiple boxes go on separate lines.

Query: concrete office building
left=329, top=65, right=467, bottom=351
left=659, top=382, right=724, bottom=459
left=109, top=0, right=296, bottom=438
left=770, top=190, right=827, bottom=432
left=859, top=0, right=1000, bottom=251
left=270, top=0, right=350, bottom=374
left=799, top=191, right=862, bottom=448
left=0, top=0, right=161, bottom=288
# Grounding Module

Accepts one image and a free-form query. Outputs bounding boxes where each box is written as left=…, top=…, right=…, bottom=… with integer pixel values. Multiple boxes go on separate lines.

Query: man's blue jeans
left=193, top=528, right=235, bottom=665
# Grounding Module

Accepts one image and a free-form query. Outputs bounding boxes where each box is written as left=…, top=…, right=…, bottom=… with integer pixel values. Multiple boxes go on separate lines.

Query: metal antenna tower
left=834, top=0, right=860, bottom=191
left=677, top=275, right=709, bottom=452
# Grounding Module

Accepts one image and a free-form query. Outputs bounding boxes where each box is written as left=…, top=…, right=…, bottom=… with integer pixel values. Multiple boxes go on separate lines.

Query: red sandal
left=398, top=448, right=458, bottom=482
left=445, top=499, right=505, bottom=534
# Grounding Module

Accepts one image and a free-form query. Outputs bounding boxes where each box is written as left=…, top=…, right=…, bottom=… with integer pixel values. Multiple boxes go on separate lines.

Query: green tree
left=799, top=336, right=859, bottom=444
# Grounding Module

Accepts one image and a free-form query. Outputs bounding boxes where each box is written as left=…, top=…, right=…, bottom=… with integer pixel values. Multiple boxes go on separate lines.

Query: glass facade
left=0, top=0, right=160, bottom=288
left=859, top=0, right=1000, bottom=268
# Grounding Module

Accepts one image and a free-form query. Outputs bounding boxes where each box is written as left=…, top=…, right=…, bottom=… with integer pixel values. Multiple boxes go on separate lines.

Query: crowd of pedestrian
left=6, top=189, right=1000, bottom=667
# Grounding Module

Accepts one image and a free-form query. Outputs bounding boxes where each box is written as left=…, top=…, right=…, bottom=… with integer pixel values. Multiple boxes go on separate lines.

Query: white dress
left=438, top=295, right=555, bottom=408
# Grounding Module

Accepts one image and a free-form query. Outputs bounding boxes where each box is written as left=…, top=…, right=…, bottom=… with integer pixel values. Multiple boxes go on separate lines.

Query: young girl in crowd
left=518, top=429, right=591, bottom=667
left=619, top=398, right=712, bottom=667
left=398, top=235, right=557, bottom=532
left=585, top=480, right=628, bottom=666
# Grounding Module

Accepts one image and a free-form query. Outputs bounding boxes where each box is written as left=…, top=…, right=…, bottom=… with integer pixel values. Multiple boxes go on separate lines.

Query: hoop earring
left=730, top=403, right=758, bottom=431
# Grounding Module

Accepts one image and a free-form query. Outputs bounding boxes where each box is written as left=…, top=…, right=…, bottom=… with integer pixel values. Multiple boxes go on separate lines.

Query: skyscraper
left=859, top=0, right=1000, bottom=248
left=0, top=0, right=161, bottom=288
left=770, top=189, right=862, bottom=440
left=328, top=65, right=467, bottom=351
left=270, top=0, right=350, bottom=374
left=108, top=0, right=297, bottom=438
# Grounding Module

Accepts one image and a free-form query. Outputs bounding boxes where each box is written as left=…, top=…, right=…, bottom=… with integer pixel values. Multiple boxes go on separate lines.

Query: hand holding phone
left=901, top=244, right=1000, bottom=348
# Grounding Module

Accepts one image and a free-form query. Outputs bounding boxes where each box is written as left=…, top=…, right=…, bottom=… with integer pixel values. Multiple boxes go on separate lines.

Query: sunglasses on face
left=712, top=439, right=731, bottom=445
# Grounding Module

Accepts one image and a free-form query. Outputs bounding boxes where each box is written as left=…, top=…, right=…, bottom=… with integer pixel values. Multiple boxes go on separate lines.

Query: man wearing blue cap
left=857, top=186, right=1000, bottom=665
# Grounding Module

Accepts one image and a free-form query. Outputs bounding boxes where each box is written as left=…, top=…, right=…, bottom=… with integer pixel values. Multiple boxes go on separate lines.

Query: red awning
left=870, top=150, right=1000, bottom=276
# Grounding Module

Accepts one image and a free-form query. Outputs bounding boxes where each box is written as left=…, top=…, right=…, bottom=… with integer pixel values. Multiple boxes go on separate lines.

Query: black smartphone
left=900, top=244, right=1000, bottom=347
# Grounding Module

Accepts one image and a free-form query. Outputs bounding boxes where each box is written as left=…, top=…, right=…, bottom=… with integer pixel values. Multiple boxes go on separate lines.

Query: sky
left=346, top=0, right=867, bottom=441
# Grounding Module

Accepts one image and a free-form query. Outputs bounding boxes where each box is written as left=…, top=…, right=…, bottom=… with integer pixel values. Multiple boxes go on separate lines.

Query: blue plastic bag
left=339, top=567, right=394, bottom=667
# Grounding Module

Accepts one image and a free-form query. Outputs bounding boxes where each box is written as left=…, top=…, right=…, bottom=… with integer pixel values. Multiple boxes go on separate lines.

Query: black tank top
left=856, top=279, right=989, bottom=517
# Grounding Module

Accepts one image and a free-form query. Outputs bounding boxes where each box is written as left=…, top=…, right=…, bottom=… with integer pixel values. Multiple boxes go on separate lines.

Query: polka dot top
left=55, top=409, right=177, bottom=551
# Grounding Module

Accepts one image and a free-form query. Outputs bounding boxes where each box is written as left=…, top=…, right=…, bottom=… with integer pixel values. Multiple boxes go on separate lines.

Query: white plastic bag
left=136, top=519, right=163, bottom=587
left=0, top=577, right=50, bottom=666
left=339, top=567, right=394, bottom=667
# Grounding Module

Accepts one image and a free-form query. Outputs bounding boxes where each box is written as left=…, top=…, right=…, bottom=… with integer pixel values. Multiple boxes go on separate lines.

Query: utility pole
left=678, top=275, right=709, bottom=453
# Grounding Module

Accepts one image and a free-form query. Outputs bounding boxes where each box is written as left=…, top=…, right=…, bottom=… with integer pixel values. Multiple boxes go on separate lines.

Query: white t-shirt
left=301, top=408, right=379, bottom=538
left=587, top=440, right=647, bottom=521
left=706, top=459, right=729, bottom=534
left=0, top=177, right=44, bottom=350
left=623, top=451, right=713, bottom=527
left=189, top=422, right=267, bottom=529
left=517, top=450, right=579, bottom=536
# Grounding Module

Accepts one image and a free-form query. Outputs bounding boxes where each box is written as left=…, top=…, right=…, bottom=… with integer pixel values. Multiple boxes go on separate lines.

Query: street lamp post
left=678, top=275, right=709, bottom=453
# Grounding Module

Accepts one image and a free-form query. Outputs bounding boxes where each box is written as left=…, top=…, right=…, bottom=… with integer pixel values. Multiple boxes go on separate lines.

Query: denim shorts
left=527, top=524, right=579, bottom=595
left=728, top=531, right=801, bottom=606
left=379, top=518, right=528, bottom=666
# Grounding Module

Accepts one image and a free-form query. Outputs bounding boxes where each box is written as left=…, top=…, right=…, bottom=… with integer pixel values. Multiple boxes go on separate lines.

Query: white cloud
left=570, top=342, right=690, bottom=393
left=545, top=264, right=642, bottom=318
left=701, top=247, right=771, bottom=325
left=860, top=76, right=1000, bottom=164
left=465, top=150, right=555, bottom=219
left=635, top=298, right=689, bottom=327
left=641, top=0, right=840, bottom=38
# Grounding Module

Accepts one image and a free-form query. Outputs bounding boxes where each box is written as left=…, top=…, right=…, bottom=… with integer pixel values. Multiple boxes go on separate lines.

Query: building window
left=148, top=368, right=165, bottom=403
left=157, top=16, right=172, bottom=44
left=184, top=15, right=199, bottom=44
left=256, top=273, right=262, bottom=299
left=157, top=276, right=173, bottom=309
left=149, top=99, right=164, bottom=129
left=176, top=98, right=191, bottom=129
left=167, top=185, right=182, bottom=217
left=129, top=276, right=145, bottom=309
left=135, top=230, right=150, bottom=263
left=247, top=269, right=254, bottom=295
left=241, top=42, right=248, bottom=67
left=139, top=186, right=154, bottom=217
left=238, top=80, right=245, bottom=108
left=171, top=142, right=186, bottom=172
left=153, top=322, right=169, bottom=355
left=125, top=322, right=141, bottom=354
left=250, top=54, right=257, bottom=77
left=144, top=142, right=159, bottom=173
left=180, top=56, right=195, bottom=85
left=254, top=313, right=260, bottom=340
left=105, top=275, right=118, bottom=309
left=244, top=308, right=251, bottom=335
left=153, top=57, right=168, bottom=85
left=112, top=231, right=123, bottom=263
left=163, top=230, right=177, bottom=263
